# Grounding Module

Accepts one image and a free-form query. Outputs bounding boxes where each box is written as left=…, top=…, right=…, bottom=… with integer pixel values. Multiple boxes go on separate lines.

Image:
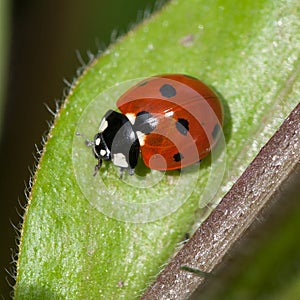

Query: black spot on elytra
left=159, top=84, right=177, bottom=98
left=173, top=152, right=184, bottom=162
left=212, top=123, right=220, bottom=139
left=176, top=118, right=189, bottom=135
left=133, top=111, right=158, bottom=134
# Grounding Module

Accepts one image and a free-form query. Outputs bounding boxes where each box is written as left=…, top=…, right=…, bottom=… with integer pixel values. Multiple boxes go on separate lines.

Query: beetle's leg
left=128, top=168, right=135, bottom=176
left=93, top=159, right=102, bottom=176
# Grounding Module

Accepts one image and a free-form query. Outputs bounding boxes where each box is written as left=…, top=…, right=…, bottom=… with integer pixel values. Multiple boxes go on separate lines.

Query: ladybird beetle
left=92, top=74, right=223, bottom=175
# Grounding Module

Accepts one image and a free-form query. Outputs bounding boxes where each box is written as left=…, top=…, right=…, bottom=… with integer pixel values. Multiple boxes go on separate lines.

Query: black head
left=91, top=132, right=111, bottom=176
left=93, top=132, right=111, bottom=161
left=92, top=110, right=140, bottom=176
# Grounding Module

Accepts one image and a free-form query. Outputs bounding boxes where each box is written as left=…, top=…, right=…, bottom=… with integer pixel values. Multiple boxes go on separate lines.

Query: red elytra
left=116, top=74, right=223, bottom=171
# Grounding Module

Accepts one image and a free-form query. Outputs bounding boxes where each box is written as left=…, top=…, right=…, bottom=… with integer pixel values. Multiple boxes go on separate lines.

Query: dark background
left=0, top=0, right=162, bottom=297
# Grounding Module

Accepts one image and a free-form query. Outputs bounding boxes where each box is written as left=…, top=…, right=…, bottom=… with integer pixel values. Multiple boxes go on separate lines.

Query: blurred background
left=0, top=0, right=163, bottom=297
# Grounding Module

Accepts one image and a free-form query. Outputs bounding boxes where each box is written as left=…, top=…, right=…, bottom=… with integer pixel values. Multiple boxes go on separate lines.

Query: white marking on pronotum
left=136, top=131, right=146, bottom=146
left=99, top=119, right=108, bottom=132
left=112, top=153, right=129, bottom=168
left=126, top=113, right=136, bottom=125
left=95, top=138, right=101, bottom=146
left=100, top=149, right=106, bottom=156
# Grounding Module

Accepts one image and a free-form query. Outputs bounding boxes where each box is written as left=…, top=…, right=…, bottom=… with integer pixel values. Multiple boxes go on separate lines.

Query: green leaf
left=15, top=0, right=300, bottom=299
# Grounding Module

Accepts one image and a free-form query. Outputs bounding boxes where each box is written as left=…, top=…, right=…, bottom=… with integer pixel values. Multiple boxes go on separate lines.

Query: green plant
left=14, top=0, right=300, bottom=298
